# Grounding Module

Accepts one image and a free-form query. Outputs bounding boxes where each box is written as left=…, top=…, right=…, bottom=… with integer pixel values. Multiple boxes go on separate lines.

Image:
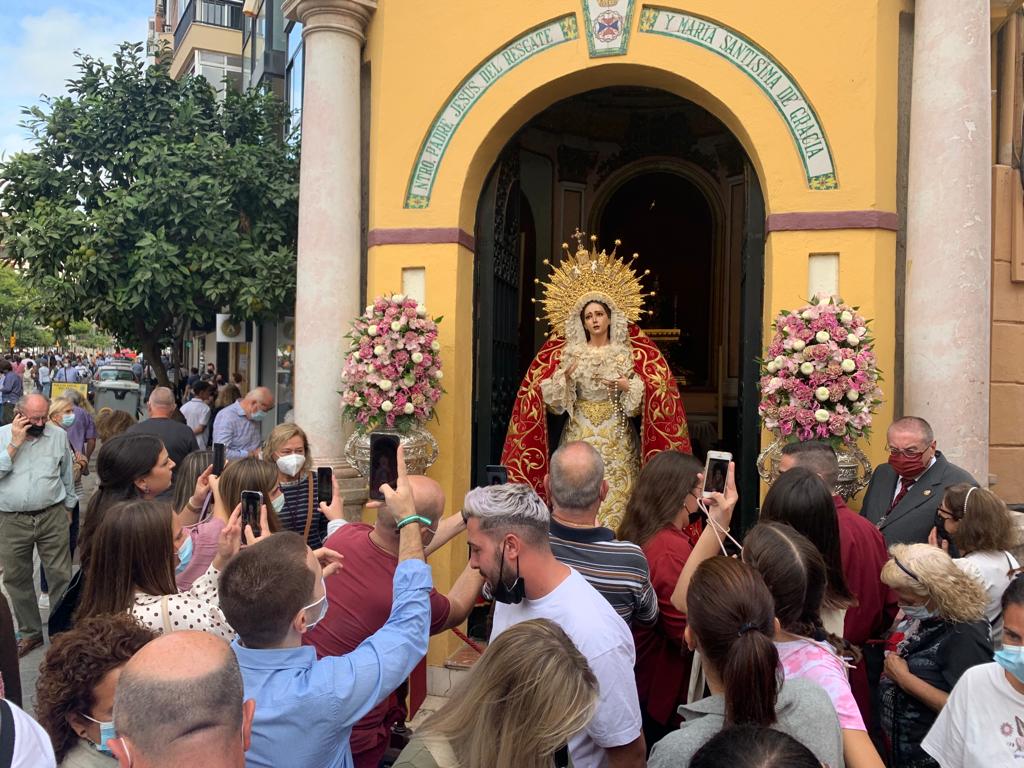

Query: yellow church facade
left=281, top=0, right=1024, bottom=666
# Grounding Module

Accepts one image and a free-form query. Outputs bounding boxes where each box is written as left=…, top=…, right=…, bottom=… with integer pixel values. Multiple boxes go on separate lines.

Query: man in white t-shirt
left=1, top=698, right=57, bottom=767
left=922, top=575, right=1024, bottom=765
left=463, top=483, right=645, bottom=768
left=179, top=382, right=214, bottom=449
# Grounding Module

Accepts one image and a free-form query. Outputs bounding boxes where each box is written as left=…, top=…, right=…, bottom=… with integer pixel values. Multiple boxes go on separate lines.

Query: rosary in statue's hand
left=604, top=377, right=631, bottom=393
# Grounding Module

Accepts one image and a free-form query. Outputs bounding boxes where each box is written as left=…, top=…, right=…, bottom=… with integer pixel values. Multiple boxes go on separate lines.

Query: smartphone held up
left=316, top=466, right=334, bottom=506
left=369, top=434, right=400, bottom=501
left=240, top=490, right=263, bottom=538
left=701, top=451, right=732, bottom=497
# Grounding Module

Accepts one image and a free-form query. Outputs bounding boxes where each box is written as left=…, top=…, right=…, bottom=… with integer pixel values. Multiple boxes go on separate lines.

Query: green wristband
left=396, top=515, right=431, bottom=530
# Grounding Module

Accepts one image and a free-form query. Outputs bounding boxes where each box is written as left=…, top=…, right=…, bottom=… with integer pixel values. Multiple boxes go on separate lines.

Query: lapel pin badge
left=922, top=489, right=931, bottom=497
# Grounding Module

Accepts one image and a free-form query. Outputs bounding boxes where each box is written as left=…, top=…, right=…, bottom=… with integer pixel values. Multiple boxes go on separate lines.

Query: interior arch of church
left=473, top=85, right=763, bottom=486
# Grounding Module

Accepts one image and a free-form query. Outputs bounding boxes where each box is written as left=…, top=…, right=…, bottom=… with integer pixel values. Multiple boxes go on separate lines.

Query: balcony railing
left=175, top=0, right=244, bottom=51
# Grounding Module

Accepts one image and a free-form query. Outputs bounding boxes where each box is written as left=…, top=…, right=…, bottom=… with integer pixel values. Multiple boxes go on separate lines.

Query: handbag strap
left=0, top=698, right=15, bottom=768
left=160, top=595, right=173, bottom=635
left=302, top=472, right=314, bottom=543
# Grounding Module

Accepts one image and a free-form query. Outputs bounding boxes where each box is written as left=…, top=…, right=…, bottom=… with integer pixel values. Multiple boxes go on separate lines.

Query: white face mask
left=276, top=454, right=305, bottom=477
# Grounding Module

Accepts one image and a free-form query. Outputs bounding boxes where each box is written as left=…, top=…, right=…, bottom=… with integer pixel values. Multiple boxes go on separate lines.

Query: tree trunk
left=140, top=336, right=171, bottom=389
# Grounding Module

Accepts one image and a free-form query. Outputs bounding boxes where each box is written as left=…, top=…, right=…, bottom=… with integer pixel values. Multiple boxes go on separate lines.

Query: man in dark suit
left=861, top=416, right=977, bottom=545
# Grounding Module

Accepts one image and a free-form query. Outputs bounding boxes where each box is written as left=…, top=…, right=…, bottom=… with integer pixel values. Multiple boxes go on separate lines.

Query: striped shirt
left=549, top=517, right=658, bottom=627
left=278, top=472, right=326, bottom=547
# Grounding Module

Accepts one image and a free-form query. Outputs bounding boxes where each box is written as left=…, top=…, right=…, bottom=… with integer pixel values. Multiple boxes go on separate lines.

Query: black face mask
left=491, top=542, right=526, bottom=605
left=934, top=514, right=953, bottom=544
left=26, top=423, right=45, bottom=437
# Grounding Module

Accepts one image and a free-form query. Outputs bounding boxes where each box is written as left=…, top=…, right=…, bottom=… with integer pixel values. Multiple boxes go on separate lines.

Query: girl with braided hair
left=743, top=522, right=885, bottom=768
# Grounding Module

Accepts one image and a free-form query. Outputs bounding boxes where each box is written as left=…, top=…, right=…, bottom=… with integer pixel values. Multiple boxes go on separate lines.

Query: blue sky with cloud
left=0, top=0, right=151, bottom=160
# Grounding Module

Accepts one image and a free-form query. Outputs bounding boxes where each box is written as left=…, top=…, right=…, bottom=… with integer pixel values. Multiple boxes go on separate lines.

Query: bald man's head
left=547, top=441, right=605, bottom=512
left=147, top=387, right=176, bottom=412
left=113, top=632, right=251, bottom=765
left=376, top=475, right=445, bottom=526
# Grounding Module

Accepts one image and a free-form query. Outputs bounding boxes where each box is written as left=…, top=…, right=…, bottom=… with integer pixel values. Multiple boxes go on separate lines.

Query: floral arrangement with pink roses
left=340, top=293, right=444, bottom=433
left=758, top=294, right=883, bottom=446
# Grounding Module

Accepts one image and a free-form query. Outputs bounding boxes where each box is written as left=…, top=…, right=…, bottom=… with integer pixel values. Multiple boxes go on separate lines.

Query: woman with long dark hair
left=648, top=557, right=843, bottom=767
left=617, top=450, right=705, bottom=746
left=759, top=466, right=855, bottom=635
left=77, top=434, right=170, bottom=578
left=76, top=499, right=248, bottom=641
left=743, top=522, right=884, bottom=768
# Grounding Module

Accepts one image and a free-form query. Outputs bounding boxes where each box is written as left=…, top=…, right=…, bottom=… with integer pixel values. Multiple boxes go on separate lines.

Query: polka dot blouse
left=131, top=562, right=236, bottom=641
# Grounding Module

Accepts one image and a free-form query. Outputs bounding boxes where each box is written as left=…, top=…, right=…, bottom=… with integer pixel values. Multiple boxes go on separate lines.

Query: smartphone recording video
left=702, top=451, right=732, bottom=497
left=369, top=434, right=400, bottom=501
left=212, top=443, right=225, bottom=476
left=316, top=466, right=333, bottom=506
left=240, top=490, right=263, bottom=537
left=484, top=464, right=509, bottom=485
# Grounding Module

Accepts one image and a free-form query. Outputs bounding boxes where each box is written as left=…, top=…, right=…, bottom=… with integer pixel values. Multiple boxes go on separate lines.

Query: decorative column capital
left=282, top=0, right=376, bottom=44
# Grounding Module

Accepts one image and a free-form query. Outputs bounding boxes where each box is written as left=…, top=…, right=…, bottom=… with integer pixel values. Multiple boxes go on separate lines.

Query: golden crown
left=532, top=229, right=653, bottom=334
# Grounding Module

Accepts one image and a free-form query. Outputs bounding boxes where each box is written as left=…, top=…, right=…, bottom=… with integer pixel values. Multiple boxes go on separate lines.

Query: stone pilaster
left=282, top=0, right=377, bottom=516
left=904, top=0, right=991, bottom=482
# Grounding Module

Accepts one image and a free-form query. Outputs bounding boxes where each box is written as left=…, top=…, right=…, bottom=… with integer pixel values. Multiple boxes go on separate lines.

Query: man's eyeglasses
left=885, top=444, right=928, bottom=458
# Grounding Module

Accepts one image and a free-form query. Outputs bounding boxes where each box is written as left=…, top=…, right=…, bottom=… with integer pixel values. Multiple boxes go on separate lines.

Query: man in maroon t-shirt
left=304, top=475, right=483, bottom=768
left=780, top=441, right=898, bottom=725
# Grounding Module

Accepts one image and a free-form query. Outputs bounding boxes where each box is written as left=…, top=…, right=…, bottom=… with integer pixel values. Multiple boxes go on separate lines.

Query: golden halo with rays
left=532, top=229, right=653, bottom=334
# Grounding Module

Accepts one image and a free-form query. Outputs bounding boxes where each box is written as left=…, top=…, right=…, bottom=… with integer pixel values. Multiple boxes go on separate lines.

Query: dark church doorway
left=472, top=86, right=765, bottom=524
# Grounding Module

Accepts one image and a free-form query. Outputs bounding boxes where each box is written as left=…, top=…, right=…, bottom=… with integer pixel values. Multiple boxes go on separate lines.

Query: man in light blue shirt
left=218, top=448, right=431, bottom=768
left=211, top=386, right=274, bottom=460
left=0, top=393, right=76, bottom=656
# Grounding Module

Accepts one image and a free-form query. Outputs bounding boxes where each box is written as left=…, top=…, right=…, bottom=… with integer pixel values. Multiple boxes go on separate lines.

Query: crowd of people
left=0, top=406, right=1022, bottom=767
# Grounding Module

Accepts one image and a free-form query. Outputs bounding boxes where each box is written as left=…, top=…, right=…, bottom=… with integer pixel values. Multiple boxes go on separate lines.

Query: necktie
left=890, top=478, right=915, bottom=510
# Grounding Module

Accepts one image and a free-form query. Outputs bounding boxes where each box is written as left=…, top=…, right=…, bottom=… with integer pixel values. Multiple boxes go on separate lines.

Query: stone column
left=904, top=0, right=991, bottom=483
left=282, top=0, right=375, bottom=513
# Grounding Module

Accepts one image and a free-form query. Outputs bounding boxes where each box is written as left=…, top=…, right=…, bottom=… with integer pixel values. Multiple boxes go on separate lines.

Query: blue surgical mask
left=175, top=534, right=194, bottom=574
left=995, top=644, right=1024, bottom=683
left=271, top=493, right=285, bottom=515
left=249, top=409, right=268, bottom=422
left=81, top=713, right=116, bottom=754
left=61, top=413, right=76, bottom=428
left=901, top=604, right=935, bottom=621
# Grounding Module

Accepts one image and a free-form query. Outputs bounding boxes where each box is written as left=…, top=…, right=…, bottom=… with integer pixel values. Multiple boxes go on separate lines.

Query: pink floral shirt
left=776, top=638, right=866, bottom=731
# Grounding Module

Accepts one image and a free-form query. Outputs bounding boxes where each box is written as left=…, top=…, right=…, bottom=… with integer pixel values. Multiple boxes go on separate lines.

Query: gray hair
left=463, top=483, right=550, bottom=545
left=59, top=388, right=84, bottom=407
left=114, top=647, right=244, bottom=758
left=148, top=387, right=176, bottom=410
left=889, top=416, right=934, bottom=444
left=16, top=393, right=49, bottom=412
left=548, top=442, right=604, bottom=510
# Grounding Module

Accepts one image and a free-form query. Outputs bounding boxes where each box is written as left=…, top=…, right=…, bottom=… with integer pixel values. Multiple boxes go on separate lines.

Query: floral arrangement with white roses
left=340, top=294, right=444, bottom=433
left=758, top=294, right=883, bottom=446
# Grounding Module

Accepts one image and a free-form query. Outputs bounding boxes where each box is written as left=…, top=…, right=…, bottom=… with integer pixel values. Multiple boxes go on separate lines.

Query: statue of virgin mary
left=501, top=232, right=692, bottom=530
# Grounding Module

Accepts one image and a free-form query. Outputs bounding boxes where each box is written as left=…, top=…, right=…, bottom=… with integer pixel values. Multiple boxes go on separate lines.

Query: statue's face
left=582, top=302, right=610, bottom=340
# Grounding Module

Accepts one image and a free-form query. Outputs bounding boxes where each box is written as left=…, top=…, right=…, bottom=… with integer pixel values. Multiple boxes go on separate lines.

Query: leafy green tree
left=66, top=320, right=115, bottom=351
left=0, top=43, right=298, bottom=386
left=0, top=264, right=44, bottom=351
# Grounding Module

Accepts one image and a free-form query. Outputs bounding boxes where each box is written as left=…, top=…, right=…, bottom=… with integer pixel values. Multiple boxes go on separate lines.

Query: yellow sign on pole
left=50, top=382, right=88, bottom=402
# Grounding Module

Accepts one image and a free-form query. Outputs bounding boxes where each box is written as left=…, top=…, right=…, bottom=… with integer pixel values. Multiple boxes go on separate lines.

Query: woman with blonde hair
left=879, top=542, right=992, bottom=767
left=393, top=618, right=598, bottom=768
left=931, top=482, right=1020, bottom=641
left=264, top=423, right=342, bottom=546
